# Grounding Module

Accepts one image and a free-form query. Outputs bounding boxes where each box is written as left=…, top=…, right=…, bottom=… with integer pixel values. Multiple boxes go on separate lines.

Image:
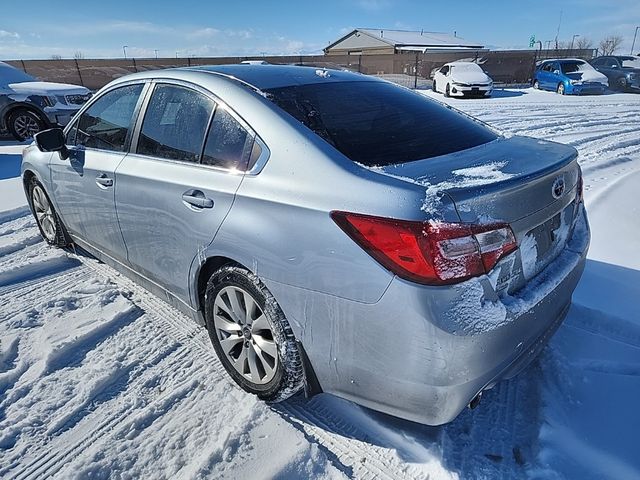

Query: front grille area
left=65, top=94, right=91, bottom=105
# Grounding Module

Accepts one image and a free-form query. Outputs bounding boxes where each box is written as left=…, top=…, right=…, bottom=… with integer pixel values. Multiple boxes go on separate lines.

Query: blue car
left=533, top=58, right=608, bottom=95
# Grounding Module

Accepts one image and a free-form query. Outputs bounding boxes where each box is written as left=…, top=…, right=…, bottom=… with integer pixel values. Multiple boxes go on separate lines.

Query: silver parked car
left=21, top=65, right=590, bottom=425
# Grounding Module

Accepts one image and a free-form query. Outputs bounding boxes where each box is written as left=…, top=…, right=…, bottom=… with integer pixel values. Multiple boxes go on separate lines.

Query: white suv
left=0, top=61, right=91, bottom=141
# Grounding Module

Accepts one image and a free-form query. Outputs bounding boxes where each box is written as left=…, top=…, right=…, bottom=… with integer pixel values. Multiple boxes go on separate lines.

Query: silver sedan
left=21, top=65, right=589, bottom=425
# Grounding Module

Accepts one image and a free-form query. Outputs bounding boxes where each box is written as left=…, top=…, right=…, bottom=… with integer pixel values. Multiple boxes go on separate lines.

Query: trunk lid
left=374, top=135, right=581, bottom=290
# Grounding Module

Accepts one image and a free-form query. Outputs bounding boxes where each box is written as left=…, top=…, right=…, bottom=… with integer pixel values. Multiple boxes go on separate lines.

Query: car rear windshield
left=264, top=80, right=497, bottom=167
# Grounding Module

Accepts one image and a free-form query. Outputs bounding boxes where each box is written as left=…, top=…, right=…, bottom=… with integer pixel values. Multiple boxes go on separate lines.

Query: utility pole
left=154, top=49, right=159, bottom=59
left=570, top=34, right=580, bottom=55
left=122, top=45, right=128, bottom=59
left=631, top=26, right=639, bottom=55
left=554, top=9, right=563, bottom=49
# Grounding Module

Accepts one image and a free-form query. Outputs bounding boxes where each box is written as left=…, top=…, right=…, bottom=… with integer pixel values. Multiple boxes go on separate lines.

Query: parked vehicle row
left=0, top=61, right=91, bottom=141
left=23, top=65, right=589, bottom=425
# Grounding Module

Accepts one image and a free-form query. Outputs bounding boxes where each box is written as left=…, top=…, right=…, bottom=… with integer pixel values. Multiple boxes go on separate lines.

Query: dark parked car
left=0, top=61, right=91, bottom=141
left=589, top=56, right=640, bottom=92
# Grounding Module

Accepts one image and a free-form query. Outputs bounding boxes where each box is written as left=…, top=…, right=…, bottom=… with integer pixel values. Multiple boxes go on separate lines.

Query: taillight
left=331, top=211, right=517, bottom=286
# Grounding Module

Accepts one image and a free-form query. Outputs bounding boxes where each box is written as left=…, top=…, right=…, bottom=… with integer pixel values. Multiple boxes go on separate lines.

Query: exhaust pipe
left=469, top=391, right=483, bottom=409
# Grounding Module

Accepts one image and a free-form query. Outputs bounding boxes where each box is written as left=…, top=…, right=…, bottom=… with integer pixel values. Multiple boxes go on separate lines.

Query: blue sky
left=1, top=0, right=638, bottom=59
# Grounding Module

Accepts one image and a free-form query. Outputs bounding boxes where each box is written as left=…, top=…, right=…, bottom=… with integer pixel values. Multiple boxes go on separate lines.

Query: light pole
left=122, top=45, right=128, bottom=59
left=631, top=26, right=639, bottom=55
left=570, top=34, right=580, bottom=55
left=154, top=49, right=159, bottom=59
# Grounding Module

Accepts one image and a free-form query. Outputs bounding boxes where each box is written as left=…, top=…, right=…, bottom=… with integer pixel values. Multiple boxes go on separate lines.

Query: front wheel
left=557, top=83, right=565, bottom=95
left=445, top=83, right=451, bottom=97
left=432, top=80, right=437, bottom=93
left=205, top=266, right=304, bottom=402
left=8, top=109, right=46, bottom=141
left=29, top=178, right=70, bottom=247
left=617, top=77, right=628, bottom=91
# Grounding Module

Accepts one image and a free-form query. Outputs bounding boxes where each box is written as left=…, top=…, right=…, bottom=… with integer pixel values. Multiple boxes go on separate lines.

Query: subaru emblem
left=552, top=176, right=565, bottom=199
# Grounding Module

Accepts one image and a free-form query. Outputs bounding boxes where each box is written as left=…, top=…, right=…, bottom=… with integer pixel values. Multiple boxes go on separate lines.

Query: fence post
left=132, top=58, right=138, bottom=73
left=187, top=57, right=191, bottom=67
left=74, top=58, right=84, bottom=86
left=358, top=55, right=362, bottom=73
left=414, top=51, right=419, bottom=89
left=20, top=59, right=27, bottom=73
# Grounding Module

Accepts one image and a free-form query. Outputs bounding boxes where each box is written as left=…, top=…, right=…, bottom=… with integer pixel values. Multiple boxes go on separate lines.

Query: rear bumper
left=266, top=205, right=590, bottom=426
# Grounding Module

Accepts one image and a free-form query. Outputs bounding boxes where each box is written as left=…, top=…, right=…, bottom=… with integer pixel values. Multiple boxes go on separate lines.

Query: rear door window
left=71, top=84, right=143, bottom=152
left=202, top=107, right=252, bottom=170
left=137, top=84, right=215, bottom=163
left=265, top=80, right=497, bottom=167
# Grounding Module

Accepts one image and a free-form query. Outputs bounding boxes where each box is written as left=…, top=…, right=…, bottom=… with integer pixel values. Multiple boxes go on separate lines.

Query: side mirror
left=553, top=70, right=561, bottom=75
left=34, top=128, right=69, bottom=160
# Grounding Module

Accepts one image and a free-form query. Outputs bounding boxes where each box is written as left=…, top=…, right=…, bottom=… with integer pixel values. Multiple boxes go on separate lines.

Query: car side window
left=202, top=107, right=252, bottom=170
left=607, top=58, right=619, bottom=68
left=542, top=63, right=552, bottom=72
left=70, top=84, right=143, bottom=152
left=137, top=84, right=215, bottom=163
left=440, top=66, right=449, bottom=75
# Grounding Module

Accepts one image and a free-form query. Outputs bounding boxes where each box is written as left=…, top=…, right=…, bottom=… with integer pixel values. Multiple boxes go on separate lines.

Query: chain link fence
left=5, top=48, right=597, bottom=91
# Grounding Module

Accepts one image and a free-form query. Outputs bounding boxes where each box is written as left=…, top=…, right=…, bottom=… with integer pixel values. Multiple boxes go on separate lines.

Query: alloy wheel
left=213, top=285, right=279, bottom=385
left=32, top=185, right=56, bottom=242
left=14, top=113, right=42, bottom=139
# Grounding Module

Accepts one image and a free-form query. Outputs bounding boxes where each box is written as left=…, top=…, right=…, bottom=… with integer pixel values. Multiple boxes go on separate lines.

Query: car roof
left=178, top=64, right=370, bottom=90
left=542, top=58, right=586, bottom=64
left=444, top=61, right=479, bottom=66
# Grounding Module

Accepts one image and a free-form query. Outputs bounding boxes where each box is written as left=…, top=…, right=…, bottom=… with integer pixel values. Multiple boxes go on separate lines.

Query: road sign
left=529, top=35, right=536, bottom=48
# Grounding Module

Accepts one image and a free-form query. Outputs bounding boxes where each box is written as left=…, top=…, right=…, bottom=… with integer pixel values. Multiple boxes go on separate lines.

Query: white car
left=432, top=62, right=493, bottom=98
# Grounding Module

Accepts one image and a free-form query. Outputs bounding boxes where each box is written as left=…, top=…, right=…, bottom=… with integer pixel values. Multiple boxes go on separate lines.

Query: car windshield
left=264, top=80, right=497, bottom=167
left=0, top=62, right=36, bottom=85
left=560, top=61, right=593, bottom=74
left=621, top=57, right=640, bottom=68
left=450, top=63, right=483, bottom=74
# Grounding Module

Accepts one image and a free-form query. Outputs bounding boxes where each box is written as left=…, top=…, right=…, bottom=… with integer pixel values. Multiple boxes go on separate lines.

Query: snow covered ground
left=1, top=88, right=639, bottom=479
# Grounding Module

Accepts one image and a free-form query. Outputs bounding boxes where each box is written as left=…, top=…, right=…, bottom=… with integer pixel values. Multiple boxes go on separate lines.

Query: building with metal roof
left=324, top=28, right=485, bottom=55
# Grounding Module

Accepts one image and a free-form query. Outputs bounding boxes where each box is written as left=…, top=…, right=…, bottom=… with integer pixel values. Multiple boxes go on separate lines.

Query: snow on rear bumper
left=325, top=205, right=589, bottom=425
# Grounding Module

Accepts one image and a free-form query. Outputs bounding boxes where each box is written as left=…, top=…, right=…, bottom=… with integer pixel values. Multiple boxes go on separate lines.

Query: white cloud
left=0, top=30, right=20, bottom=39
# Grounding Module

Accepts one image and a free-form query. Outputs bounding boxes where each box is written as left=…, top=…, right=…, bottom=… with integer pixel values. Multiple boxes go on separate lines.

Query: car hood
left=565, top=70, right=608, bottom=85
left=7, top=81, right=91, bottom=96
left=451, top=70, right=492, bottom=84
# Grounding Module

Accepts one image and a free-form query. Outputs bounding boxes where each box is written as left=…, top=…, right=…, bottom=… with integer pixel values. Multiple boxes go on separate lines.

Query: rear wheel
left=533, top=80, right=540, bottom=89
left=8, top=109, right=46, bottom=141
left=29, top=178, right=69, bottom=247
left=557, top=83, right=565, bottom=95
left=205, top=266, right=304, bottom=402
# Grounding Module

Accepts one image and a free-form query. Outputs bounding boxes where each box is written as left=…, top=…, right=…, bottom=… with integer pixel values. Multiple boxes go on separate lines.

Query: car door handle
left=95, top=174, right=113, bottom=188
left=182, top=190, right=214, bottom=209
